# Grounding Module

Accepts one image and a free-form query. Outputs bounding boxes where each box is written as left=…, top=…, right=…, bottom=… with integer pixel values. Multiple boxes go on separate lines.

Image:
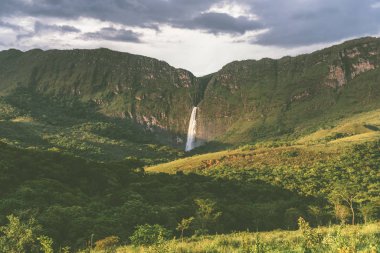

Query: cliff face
left=0, top=48, right=199, bottom=145
left=1, top=37, right=380, bottom=148
left=197, top=37, right=380, bottom=144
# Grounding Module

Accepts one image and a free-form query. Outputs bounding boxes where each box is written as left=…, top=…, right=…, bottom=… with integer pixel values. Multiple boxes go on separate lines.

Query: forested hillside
left=0, top=139, right=379, bottom=251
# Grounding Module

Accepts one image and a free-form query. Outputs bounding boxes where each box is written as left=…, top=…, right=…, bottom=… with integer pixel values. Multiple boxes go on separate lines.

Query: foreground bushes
left=1, top=212, right=379, bottom=252
left=120, top=221, right=380, bottom=253
left=0, top=215, right=53, bottom=253
left=129, top=224, right=171, bottom=246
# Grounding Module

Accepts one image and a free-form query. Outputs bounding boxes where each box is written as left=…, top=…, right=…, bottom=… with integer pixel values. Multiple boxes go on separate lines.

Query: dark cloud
left=17, top=21, right=80, bottom=40
left=179, top=12, right=262, bottom=34
left=83, top=27, right=141, bottom=43
left=34, top=21, right=81, bottom=33
left=0, top=0, right=380, bottom=47
left=0, top=0, right=259, bottom=36
left=0, top=20, right=22, bottom=31
left=0, top=0, right=214, bottom=27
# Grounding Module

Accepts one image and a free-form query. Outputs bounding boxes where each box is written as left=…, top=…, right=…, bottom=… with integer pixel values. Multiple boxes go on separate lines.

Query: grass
left=88, top=222, right=380, bottom=253
left=296, top=109, right=380, bottom=145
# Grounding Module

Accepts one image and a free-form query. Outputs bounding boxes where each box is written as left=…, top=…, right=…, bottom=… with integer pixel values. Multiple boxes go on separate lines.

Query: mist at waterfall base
left=185, top=107, right=198, bottom=152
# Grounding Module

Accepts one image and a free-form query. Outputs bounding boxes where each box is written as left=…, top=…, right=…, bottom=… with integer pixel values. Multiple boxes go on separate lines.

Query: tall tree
left=329, top=183, right=360, bottom=225
left=194, top=199, right=222, bottom=235
left=176, top=217, right=194, bottom=241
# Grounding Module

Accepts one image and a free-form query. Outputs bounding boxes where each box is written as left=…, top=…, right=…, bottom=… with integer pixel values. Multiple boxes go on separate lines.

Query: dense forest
left=0, top=140, right=379, bottom=251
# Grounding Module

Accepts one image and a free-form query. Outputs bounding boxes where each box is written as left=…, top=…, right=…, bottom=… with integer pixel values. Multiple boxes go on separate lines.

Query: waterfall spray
left=185, top=107, right=198, bottom=151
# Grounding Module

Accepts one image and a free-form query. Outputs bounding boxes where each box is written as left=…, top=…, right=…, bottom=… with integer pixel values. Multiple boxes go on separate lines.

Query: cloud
left=0, top=20, right=22, bottom=31
left=1, top=0, right=377, bottom=47
left=34, top=22, right=80, bottom=33
left=179, top=12, right=263, bottom=35
left=17, top=21, right=80, bottom=40
left=83, top=27, right=141, bottom=43
left=247, top=0, right=380, bottom=47
left=0, top=0, right=261, bottom=35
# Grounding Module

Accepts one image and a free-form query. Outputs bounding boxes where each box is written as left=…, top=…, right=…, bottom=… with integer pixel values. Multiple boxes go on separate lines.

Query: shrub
left=194, top=198, right=222, bottom=235
left=298, top=217, right=322, bottom=252
left=130, top=224, right=171, bottom=246
left=37, top=235, right=54, bottom=253
left=95, top=236, right=120, bottom=252
left=0, top=214, right=41, bottom=253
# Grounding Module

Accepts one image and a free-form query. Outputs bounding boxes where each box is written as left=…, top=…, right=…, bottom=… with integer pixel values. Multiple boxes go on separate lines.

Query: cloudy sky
left=1, top=0, right=380, bottom=76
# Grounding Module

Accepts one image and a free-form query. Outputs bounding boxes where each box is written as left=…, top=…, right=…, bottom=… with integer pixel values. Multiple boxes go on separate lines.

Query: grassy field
left=88, top=222, right=380, bottom=253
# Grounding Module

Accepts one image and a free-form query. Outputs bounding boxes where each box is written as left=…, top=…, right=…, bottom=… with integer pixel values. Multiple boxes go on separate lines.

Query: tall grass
left=87, top=222, right=379, bottom=253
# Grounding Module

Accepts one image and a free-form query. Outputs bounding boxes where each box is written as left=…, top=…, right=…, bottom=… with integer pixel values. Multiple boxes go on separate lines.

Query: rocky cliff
left=0, top=48, right=200, bottom=145
left=1, top=37, right=380, bottom=148
left=197, top=37, right=380, bottom=144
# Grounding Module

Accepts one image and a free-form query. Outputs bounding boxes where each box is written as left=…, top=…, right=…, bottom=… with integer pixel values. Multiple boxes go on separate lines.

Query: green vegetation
left=0, top=47, right=197, bottom=146
left=120, top=221, right=380, bottom=253
left=0, top=214, right=53, bottom=253
left=0, top=141, right=313, bottom=250
left=3, top=212, right=378, bottom=252
left=2, top=37, right=380, bottom=150
left=0, top=88, right=183, bottom=163
left=129, top=224, right=171, bottom=246
left=196, top=37, right=380, bottom=146
left=1, top=37, right=380, bottom=252
left=0, top=139, right=379, bottom=251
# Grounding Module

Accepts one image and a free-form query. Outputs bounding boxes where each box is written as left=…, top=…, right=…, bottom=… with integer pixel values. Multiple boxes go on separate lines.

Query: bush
left=95, top=236, right=120, bottom=252
left=298, top=217, right=322, bottom=252
left=130, top=224, right=171, bottom=246
left=37, top=235, right=53, bottom=253
left=0, top=215, right=41, bottom=253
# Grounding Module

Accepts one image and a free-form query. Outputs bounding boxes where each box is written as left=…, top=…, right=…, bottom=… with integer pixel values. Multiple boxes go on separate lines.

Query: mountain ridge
left=1, top=36, right=380, bottom=151
left=3, top=36, right=378, bottom=78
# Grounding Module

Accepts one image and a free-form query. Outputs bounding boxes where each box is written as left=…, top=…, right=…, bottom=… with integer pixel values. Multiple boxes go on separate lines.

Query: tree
left=0, top=214, right=41, bottom=253
left=284, top=207, right=303, bottom=229
left=194, top=199, right=222, bottom=235
left=358, top=203, right=378, bottom=224
left=329, top=184, right=360, bottom=225
left=358, top=182, right=380, bottom=223
left=129, top=224, right=171, bottom=246
left=333, top=204, right=351, bottom=224
left=307, top=205, right=325, bottom=226
left=176, top=217, right=194, bottom=241
left=37, top=235, right=53, bottom=253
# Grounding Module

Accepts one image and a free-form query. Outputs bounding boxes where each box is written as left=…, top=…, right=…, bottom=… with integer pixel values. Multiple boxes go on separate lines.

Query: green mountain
left=0, top=48, right=199, bottom=147
left=197, top=37, right=380, bottom=145
left=1, top=37, right=380, bottom=156
left=0, top=48, right=200, bottom=162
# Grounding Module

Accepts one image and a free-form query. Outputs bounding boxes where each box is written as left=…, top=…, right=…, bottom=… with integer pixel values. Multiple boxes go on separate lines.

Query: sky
left=0, top=0, right=380, bottom=76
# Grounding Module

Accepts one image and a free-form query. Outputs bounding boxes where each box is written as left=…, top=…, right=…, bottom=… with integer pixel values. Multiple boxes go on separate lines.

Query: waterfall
left=185, top=107, right=198, bottom=151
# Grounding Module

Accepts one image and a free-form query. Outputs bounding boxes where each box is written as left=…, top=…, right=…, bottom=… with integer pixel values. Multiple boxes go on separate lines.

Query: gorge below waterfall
left=185, top=107, right=198, bottom=151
